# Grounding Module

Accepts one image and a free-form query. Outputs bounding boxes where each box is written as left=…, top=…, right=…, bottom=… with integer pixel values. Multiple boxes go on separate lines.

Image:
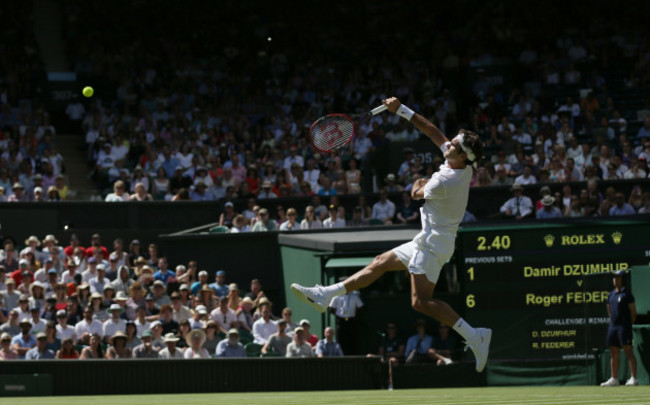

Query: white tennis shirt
left=413, top=142, right=472, bottom=253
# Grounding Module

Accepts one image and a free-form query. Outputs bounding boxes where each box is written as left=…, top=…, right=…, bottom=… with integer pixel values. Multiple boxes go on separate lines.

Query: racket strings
left=310, top=116, right=355, bottom=152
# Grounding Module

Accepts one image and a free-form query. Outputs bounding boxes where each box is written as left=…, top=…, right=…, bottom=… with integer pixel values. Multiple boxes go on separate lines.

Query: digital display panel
left=457, top=219, right=650, bottom=361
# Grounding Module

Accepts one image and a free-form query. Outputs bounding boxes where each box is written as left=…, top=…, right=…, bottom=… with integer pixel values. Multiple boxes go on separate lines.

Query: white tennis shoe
left=625, top=377, right=638, bottom=386
left=600, top=377, right=620, bottom=386
left=464, top=328, right=492, bottom=372
left=291, top=283, right=329, bottom=313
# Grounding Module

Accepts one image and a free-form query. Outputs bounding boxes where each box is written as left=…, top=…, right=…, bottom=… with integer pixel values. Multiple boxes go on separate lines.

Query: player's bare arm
left=382, top=97, right=450, bottom=148
left=411, top=178, right=428, bottom=201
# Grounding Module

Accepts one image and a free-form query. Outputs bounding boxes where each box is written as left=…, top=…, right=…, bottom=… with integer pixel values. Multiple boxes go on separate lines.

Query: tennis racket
left=309, top=104, right=388, bottom=152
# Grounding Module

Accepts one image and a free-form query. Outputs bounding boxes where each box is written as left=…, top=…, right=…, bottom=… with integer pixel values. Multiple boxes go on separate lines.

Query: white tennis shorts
left=392, top=240, right=449, bottom=283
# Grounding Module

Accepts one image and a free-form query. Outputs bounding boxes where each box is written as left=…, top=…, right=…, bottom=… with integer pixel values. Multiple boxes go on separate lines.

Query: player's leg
left=343, top=250, right=406, bottom=291
left=291, top=250, right=406, bottom=313
left=410, top=273, right=459, bottom=326
left=409, top=272, right=491, bottom=372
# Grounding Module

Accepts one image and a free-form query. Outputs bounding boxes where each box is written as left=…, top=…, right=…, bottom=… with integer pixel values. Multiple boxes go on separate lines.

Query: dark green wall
left=0, top=357, right=382, bottom=396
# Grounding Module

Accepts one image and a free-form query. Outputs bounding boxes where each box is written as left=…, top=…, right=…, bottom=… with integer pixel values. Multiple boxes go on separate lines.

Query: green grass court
left=1, top=386, right=648, bottom=405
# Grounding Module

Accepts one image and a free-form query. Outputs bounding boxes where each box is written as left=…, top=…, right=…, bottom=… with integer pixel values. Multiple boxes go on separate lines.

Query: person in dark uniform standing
left=601, top=270, right=638, bottom=386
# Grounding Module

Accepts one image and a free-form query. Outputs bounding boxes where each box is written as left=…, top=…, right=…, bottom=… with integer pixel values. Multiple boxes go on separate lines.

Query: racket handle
left=371, top=105, right=388, bottom=115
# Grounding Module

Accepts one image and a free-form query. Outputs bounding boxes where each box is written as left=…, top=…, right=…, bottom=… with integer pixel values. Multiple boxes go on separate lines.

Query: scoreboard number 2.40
left=476, top=235, right=511, bottom=251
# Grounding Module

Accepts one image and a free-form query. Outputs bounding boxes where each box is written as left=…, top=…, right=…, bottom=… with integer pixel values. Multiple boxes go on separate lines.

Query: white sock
left=452, top=318, right=478, bottom=341
left=322, top=282, right=346, bottom=298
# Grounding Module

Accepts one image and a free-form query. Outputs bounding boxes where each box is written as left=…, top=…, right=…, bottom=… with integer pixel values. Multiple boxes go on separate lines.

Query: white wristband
left=396, top=104, right=415, bottom=121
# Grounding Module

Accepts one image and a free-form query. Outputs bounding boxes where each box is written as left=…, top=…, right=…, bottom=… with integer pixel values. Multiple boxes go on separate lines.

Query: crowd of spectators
left=0, top=2, right=66, bottom=202
left=0, top=233, right=348, bottom=360
left=370, top=319, right=459, bottom=367
left=53, top=2, right=648, bottom=222
left=2, top=2, right=649, bottom=225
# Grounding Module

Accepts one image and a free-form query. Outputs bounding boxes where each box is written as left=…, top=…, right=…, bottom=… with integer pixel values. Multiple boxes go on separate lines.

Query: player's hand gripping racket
left=309, top=104, right=388, bottom=152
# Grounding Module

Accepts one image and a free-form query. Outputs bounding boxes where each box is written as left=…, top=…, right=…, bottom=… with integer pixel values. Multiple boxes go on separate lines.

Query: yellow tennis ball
left=82, top=86, right=94, bottom=98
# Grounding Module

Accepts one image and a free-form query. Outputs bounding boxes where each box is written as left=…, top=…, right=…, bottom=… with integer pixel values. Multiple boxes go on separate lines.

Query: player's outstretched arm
left=382, top=97, right=449, bottom=149
left=411, top=178, right=428, bottom=201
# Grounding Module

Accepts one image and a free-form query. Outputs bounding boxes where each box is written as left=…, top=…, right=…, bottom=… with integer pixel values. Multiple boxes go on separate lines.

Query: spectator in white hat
left=28, top=281, right=46, bottom=309
left=90, top=291, right=109, bottom=322
left=300, top=319, right=318, bottom=347
left=33, top=186, right=45, bottom=202
left=60, top=258, right=80, bottom=285
left=536, top=195, right=563, bottom=219
left=113, top=291, right=130, bottom=318
left=152, top=280, right=171, bottom=306
left=103, top=304, right=127, bottom=343
left=55, top=309, right=76, bottom=342
left=150, top=321, right=165, bottom=351
left=236, top=297, right=255, bottom=333
left=89, top=264, right=108, bottom=294
left=159, top=333, right=183, bottom=359
left=20, top=236, right=42, bottom=261
left=178, top=283, right=192, bottom=308
left=216, top=328, right=246, bottom=358
left=190, top=305, right=208, bottom=330
left=184, top=329, right=209, bottom=358
left=106, top=331, right=131, bottom=359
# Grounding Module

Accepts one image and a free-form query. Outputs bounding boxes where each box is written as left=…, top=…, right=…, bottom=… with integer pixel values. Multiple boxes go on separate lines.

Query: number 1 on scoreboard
left=467, top=266, right=474, bottom=281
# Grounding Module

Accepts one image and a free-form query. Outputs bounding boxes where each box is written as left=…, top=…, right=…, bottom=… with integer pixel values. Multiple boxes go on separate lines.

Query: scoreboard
left=457, top=218, right=650, bottom=361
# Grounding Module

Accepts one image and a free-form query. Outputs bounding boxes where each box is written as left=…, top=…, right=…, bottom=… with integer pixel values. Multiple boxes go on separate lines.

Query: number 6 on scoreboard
left=466, top=294, right=476, bottom=308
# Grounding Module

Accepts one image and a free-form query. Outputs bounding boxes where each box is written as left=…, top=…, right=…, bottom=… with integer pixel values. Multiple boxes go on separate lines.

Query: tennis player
left=292, top=97, right=492, bottom=372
